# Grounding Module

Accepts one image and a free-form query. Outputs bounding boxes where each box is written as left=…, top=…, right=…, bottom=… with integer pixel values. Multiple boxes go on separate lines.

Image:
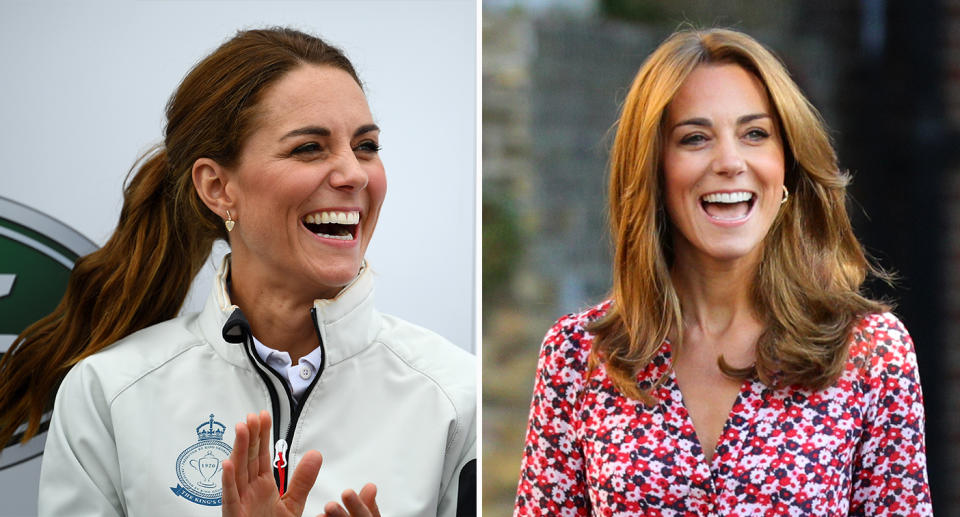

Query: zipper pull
left=273, top=438, right=288, bottom=496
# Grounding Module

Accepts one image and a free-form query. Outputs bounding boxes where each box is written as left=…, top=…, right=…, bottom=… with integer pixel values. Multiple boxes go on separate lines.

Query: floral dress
left=514, top=303, right=931, bottom=516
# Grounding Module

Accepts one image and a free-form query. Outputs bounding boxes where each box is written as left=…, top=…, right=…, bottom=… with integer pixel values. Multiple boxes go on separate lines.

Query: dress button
left=299, top=365, right=312, bottom=380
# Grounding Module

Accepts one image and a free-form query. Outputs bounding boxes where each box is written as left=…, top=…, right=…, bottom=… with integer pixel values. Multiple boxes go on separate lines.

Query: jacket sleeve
left=437, top=435, right=475, bottom=517
left=848, top=314, right=932, bottom=516
left=514, top=316, right=591, bottom=517
left=38, top=361, right=125, bottom=517
left=436, top=366, right=477, bottom=517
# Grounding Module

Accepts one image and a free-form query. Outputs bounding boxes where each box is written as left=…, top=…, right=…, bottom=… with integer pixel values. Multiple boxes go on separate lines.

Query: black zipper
left=240, top=330, right=290, bottom=488
left=284, top=307, right=327, bottom=444
left=230, top=306, right=327, bottom=492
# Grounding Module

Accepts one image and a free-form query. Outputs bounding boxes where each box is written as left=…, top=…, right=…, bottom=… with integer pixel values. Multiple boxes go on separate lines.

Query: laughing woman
left=514, top=29, right=931, bottom=516
left=0, top=28, right=475, bottom=517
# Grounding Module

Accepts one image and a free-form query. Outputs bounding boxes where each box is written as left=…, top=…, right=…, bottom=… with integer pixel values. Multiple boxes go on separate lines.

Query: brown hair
left=587, top=28, right=887, bottom=400
left=0, top=27, right=361, bottom=446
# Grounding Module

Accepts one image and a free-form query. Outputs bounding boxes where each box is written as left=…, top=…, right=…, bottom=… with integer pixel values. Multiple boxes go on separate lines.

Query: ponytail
left=0, top=147, right=221, bottom=447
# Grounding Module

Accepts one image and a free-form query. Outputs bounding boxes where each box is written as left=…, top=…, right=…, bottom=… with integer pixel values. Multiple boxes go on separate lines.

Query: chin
left=701, top=241, right=764, bottom=263
left=309, top=262, right=362, bottom=290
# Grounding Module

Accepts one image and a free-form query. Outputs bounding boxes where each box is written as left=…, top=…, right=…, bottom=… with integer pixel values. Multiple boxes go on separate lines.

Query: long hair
left=587, top=28, right=887, bottom=400
left=0, top=28, right=361, bottom=446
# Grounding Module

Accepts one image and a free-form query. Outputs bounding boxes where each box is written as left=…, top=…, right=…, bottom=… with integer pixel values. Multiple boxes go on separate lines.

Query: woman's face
left=662, top=63, right=785, bottom=268
left=226, top=64, right=386, bottom=300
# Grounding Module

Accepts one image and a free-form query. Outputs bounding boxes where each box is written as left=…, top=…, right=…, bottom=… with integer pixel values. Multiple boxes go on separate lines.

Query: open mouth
left=302, top=210, right=360, bottom=241
left=700, top=191, right=755, bottom=221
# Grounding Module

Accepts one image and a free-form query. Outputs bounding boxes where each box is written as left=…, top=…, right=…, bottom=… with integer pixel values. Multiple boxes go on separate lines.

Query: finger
left=323, top=502, right=348, bottom=517
left=282, top=450, right=323, bottom=515
left=221, top=459, right=241, bottom=513
left=358, top=483, right=379, bottom=517
left=232, top=422, right=250, bottom=494
left=258, top=410, right=272, bottom=476
left=341, top=489, right=373, bottom=517
left=245, top=413, right=261, bottom=484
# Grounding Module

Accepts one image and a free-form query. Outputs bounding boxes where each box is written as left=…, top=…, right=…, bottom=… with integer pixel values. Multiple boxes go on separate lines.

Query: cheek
left=662, top=160, right=700, bottom=217
left=758, top=160, right=786, bottom=203
left=754, top=142, right=786, bottom=181
left=366, top=165, right=387, bottom=211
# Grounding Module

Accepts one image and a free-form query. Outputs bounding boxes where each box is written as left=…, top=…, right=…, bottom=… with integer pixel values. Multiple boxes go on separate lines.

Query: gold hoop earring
left=225, top=210, right=235, bottom=232
left=780, top=185, right=789, bottom=206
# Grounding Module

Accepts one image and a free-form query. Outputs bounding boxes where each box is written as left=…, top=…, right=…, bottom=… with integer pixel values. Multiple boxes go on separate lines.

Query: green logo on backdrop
left=0, top=196, right=97, bottom=468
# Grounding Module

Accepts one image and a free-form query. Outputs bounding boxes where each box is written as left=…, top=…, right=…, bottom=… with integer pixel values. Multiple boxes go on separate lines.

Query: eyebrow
left=672, top=113, right=772, bottom=130
left=280, top=123, right=381, bottom=140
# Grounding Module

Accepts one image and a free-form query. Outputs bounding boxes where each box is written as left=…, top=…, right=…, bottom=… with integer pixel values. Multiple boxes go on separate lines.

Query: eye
left=679, top=133, right=708, bottom=146
left=354, top=140, right=382, bottom=154
left=744, top=128, right=770, bottom=141
left=291, top=142, right=323, bottom=155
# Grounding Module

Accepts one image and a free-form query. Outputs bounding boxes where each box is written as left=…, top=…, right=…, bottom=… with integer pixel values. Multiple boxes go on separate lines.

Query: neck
left=228, top=265, right=324, bottom=364
left=670, top=252, right=762, bottom=365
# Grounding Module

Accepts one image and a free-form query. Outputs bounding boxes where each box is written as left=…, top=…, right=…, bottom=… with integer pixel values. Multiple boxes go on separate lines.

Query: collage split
left=0, top=1, right=957, bottom=516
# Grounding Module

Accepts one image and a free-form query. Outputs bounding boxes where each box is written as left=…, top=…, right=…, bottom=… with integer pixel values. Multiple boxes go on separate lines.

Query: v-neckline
left=666, top=367, right=752, bottom=472
left=658, top=339, right=760, bottom=481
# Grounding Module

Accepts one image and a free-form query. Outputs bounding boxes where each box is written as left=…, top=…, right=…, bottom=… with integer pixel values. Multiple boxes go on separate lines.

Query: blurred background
left=482, top=0, right=958, bottom=514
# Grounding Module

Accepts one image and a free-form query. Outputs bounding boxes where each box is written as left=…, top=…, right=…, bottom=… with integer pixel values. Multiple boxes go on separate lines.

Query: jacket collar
left=199, top=255, right=379, bottom=369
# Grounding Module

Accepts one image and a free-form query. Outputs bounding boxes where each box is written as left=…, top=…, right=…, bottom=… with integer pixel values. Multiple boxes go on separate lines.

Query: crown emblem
left=196, top=414, right=226, bottom=441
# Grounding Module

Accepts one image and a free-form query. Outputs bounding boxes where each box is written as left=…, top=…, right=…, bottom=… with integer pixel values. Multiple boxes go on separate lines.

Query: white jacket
left=38, top=259, right=476, bottom=516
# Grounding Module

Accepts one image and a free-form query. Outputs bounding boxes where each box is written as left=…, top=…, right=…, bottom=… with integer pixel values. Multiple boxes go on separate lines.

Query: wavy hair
left=587, top=28, right=887, bottom=400
left=0, top=27, right=361, bottom=446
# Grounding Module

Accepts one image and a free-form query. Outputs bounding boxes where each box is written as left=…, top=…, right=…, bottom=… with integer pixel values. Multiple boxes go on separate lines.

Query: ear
left=192, top=157, right=235, bottom=219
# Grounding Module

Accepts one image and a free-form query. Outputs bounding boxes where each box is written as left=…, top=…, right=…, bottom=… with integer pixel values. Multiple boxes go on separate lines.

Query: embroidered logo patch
left=170, top=414, right=232, bottom=506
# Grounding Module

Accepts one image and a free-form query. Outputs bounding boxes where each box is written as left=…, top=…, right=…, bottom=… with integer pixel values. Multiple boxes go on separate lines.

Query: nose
left=711, top=136, right=746, bottom=176
left=328, top=150, right=369, bottom=191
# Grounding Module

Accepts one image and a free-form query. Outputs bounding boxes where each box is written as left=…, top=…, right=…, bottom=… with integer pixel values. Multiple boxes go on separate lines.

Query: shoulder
left=849, top=312, right=912, bottom=347
left=541, top=300, right=611, bottom=360
left=844, top=312, right=922, bottom=400
left=63, top=312, right=207, bottom=403
left=847, top=312, right=917, bottom=373
left=373, top=313, right=476, bottom=457
left=534, top=300, right=611, bottom=384
left=375, top=312, right=475, bottom=407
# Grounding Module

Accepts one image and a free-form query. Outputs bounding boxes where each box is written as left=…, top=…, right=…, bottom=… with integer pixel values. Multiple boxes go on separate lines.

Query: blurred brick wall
left=482, top=12, right=545, bottom=517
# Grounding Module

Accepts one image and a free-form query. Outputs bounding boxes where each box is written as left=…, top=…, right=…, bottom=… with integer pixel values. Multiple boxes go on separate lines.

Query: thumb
left=281, top=450, right=323, bottom=515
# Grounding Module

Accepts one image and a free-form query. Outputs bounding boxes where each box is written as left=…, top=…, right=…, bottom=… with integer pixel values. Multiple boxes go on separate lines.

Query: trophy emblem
left=190, top=450, right=222, bottom=488
left=170, top=414, right=233, bottom=506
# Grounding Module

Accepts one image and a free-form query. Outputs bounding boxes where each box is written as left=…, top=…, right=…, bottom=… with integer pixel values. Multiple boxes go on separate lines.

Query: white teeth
left=701, top=192, right=753, bottom=204
left=316, top=232, right=355, bottom=241
left=302, top=211, right=360, bottom=240
left=303, top=210, right=360, bottom=225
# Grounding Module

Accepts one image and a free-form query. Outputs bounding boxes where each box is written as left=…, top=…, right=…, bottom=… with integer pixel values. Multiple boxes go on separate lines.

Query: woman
left=0, top=28, right=475, bottom=517
left=514, top=28, right=930, bottom=516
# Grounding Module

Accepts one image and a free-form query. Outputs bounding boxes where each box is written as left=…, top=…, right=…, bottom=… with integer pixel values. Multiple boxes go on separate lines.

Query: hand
left=222, top=411, right=323, bottom=517
left=320, top=484, right=380, bottom=517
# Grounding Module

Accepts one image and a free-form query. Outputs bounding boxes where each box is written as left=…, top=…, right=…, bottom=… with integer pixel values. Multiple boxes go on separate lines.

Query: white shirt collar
left=251, top=335, right=323, bottom=371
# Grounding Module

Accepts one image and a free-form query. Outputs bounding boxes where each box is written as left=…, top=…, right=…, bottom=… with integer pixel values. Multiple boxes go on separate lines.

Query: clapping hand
left=222, top=411, right=380, bottom=517
left=321, top=483, right=379, bottom=517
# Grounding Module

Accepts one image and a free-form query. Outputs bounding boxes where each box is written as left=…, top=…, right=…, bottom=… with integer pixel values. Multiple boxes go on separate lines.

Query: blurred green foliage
left=482, top=191, right=522, bottom=313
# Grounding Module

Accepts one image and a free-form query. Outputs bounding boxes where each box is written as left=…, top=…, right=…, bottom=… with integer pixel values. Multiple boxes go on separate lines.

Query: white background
left=0, top=1, right=476, bottom=514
